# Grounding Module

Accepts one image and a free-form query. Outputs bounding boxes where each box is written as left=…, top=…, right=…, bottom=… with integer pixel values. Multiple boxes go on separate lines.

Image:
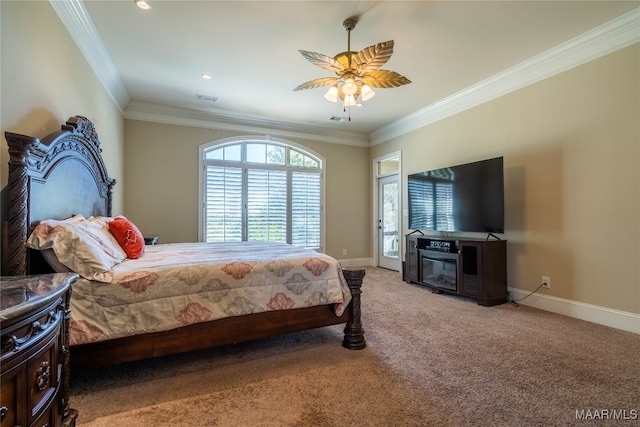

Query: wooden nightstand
left=0, top=273, right=79, bottom=427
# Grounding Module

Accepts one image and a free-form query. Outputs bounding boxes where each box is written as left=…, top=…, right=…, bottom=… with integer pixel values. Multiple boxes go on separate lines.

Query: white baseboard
left=338, top=258, right=374, bottom=268
left=509, top=287, right=640, bottom=335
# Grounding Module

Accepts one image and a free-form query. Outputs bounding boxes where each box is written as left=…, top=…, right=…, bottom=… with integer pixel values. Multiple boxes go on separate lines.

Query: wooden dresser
left=0, top=274, right=78, bottom=427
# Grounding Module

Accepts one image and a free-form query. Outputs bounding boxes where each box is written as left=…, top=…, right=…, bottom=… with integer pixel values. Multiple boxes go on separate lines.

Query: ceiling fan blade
left=353, top=41, right=394, bottom=74
left=361, top=70, right=411, bottom=89
left=298, top=50, right=345, bottom=74
left=294, top=77, right=339, bottom=91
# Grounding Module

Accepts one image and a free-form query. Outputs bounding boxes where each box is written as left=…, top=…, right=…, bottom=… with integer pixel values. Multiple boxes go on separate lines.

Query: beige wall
left=372, top=44, right=639, bottom=315
left=124, top=120, right=370, bottom=260
left=0, top=1, right=124, bottom=272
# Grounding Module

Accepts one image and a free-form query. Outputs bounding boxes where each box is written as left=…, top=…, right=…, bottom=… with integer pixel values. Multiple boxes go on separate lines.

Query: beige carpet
left=70, top=267, right=639, bottom=426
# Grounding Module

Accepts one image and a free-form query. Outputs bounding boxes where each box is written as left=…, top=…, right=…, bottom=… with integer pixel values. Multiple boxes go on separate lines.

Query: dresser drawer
left=0, top=364, right=25, bottom=427
left=28, top=331, right=60, bottom=425
left=31, top=403, right=57, bottom=427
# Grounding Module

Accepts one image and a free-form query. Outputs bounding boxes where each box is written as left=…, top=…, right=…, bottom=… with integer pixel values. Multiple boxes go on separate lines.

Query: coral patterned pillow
left=108, top=216, right=145, bottom=259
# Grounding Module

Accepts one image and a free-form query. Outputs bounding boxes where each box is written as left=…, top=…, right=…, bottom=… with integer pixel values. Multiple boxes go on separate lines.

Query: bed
left=4, top=116, right=366, bottom=373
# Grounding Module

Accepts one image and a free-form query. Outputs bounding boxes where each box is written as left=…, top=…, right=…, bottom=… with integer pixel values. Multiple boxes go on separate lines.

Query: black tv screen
left=408, top=157, right=504, bottom=233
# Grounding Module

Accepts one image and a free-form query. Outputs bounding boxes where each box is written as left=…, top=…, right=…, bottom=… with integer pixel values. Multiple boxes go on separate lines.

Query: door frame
left=372, top=151, right=402, bottom=271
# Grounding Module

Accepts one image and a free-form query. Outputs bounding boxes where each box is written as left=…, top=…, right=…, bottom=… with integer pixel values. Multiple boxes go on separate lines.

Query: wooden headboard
left=5, top=116, right=115, bottom=276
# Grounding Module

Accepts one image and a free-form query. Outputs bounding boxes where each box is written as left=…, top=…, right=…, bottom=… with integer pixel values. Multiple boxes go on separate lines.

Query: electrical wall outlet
left=342, top=249, right=348, bottom=256
left=541, top=276, right=551, bottom=289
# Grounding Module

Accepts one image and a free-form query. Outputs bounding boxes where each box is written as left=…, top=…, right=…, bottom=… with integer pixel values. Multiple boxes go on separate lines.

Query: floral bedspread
left=69, top=241, right=350, bottom=345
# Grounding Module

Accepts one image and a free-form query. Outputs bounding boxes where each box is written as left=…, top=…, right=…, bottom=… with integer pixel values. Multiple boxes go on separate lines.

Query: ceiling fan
left=294, top=17, right=411, bottom=121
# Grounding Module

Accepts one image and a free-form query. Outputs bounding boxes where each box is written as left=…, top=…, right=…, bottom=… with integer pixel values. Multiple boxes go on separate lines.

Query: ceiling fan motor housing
left=343, top=18, right=357, bottom=32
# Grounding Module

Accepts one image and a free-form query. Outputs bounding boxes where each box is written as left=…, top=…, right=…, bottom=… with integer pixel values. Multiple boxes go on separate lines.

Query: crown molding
left=50, top=0, right=130, bottom=111
left=370, top=7, right=640, bottom=146
left=124, top=102, right=370, bottom=147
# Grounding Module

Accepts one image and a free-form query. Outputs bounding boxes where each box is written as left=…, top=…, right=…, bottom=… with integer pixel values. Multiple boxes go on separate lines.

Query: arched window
left=199, top=137, right=324, bottom=250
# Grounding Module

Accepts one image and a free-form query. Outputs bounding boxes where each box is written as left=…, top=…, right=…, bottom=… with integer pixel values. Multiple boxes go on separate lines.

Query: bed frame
left=5, top=116, right=366, bottom=370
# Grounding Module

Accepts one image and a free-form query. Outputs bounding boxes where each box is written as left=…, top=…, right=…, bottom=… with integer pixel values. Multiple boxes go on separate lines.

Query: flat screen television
left=407, top=156, right=504, bottom=234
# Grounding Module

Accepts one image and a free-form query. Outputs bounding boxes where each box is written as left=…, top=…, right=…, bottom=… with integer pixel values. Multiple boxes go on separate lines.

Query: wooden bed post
left=341, top=267, right=366, bottom=349
left=5, top=132, right=38, bottom=276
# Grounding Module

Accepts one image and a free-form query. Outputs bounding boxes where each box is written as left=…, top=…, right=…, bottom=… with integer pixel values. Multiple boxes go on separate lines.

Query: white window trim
left=198, top=135, right=327, bottom=252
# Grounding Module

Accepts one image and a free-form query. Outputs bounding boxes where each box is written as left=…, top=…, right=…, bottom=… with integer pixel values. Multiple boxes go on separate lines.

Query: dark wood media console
left=405, top=234, right=507, bottom=306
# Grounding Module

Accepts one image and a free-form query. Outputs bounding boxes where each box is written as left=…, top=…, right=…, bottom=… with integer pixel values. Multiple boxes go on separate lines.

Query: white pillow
left=40, top=249, right=72, bottom=273
left=27, top=215, right=126, bottom=283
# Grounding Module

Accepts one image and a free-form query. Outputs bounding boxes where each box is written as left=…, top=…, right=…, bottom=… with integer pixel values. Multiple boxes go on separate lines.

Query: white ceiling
left=63, top=1, right=639, bottom=144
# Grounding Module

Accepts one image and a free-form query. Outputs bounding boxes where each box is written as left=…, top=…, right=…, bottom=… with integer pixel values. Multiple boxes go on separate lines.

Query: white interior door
left=377, top=174, right=400, bottom=271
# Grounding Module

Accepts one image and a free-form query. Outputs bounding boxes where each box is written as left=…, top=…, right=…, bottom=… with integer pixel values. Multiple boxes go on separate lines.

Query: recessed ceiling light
left=201, top=73, right=212, bottom=80
left=135, top=0, right=151, bottom=10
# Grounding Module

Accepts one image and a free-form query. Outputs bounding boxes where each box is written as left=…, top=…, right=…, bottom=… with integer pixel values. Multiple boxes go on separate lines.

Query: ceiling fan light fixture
left=342, top=76, right=358, bottom=96
left=361, top=84, right=375, bottom=101
left=324, top=85, right=339, bottom=102
left=343, top=94, right=357, bottom=107
left=135, top=0, right=151, bottom=10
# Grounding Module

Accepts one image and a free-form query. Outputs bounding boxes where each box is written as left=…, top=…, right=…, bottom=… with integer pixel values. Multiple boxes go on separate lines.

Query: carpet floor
left=70, top=267, right=639, bottom=426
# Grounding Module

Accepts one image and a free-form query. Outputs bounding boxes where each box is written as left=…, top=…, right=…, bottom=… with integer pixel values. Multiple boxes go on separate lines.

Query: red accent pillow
left=108, top=217, right=145, bottom=259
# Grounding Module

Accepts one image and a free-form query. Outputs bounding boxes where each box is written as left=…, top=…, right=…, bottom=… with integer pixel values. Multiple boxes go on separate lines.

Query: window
left=200, top=138, right=324, bottom=250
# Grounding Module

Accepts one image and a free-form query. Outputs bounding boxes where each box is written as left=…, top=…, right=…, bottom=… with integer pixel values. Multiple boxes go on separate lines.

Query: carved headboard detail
left=5, top=116, right=115, bottom=276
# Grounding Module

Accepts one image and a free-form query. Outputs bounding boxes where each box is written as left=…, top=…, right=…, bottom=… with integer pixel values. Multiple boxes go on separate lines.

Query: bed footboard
left=71, top=267, right=367, bottom=368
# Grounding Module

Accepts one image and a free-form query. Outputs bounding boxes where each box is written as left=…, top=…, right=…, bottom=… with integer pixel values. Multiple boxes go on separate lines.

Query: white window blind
left=291, top=171, right=321, bottom=248
left=205, top=165, right=243, bottom=242
left=247, top=169, right=287, bottom=242
left=202, top=141, right=323, bottom=250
